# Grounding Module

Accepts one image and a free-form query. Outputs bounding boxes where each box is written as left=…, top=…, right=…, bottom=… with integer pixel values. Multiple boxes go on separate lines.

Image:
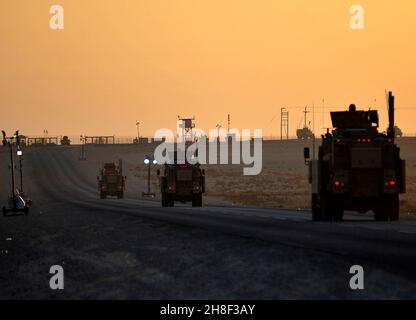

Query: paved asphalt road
left=0, top=147, right=415, bottom=299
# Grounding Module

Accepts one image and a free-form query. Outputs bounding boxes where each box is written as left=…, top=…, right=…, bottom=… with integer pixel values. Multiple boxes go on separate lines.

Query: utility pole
left=227, top=114, right=231, bottom=132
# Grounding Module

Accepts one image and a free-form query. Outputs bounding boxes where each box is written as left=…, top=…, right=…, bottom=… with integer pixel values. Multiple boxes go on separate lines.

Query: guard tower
left=177, top=116, right=196, bottom=142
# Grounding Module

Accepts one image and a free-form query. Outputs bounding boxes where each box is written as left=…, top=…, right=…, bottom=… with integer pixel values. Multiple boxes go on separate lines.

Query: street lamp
left=142, top=155, right=156, bottom=197
left=16, top=146, right=24, bottom=195
left=136, top=121, right=140, bottom=142
left=216, top=123, right=222, bottom=142
left=79, top=134, right=86, bottom=160
left=2, top=130, right=30, bottom=216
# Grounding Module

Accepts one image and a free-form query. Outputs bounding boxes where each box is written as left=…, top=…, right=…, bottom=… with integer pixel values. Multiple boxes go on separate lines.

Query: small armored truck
left=97, top=160, right=126, bottom=199
left=157, top=154, right=205, bottom=207
left=296, top=127, right=314, bottom=140
left=304, top=91, right=406, bottom=221
left=60, top=136, right=71, bottom=145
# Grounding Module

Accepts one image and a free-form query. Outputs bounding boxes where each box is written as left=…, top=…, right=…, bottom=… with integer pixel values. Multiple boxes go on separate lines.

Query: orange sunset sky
left=0, top=0, right=415, bottom=137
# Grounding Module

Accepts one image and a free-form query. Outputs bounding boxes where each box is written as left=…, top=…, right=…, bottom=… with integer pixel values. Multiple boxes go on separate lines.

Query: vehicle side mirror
left=156, top=169, right=160, bottom=176
left=303, top=147, right=310, bottom=164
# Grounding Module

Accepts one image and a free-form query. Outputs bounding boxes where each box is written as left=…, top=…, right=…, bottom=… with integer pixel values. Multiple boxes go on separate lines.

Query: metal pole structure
left=147, top=163, right=151, bottom=194
left=312, top=101, right=316, bottom=160
left=322, top=98, right=325, bottom=135
left=280, top=108, right=287, bottom=140
left=216, top=124, right=222, bottom=141
left=136, top=121, right=140, bottom=141
left=142, top=155, right=156, bottom=197
left=2, top=130, right=31, bottom=215
left=303, top=106, right=309, bottom=128
left=280, top=108, right=289, bottom=140
left=79, top=134, right=86, bottom=160
left=388, top=91, right=395, bottom=141
left=19, top=153, right=23, bottom=195
left=9, top=140, right=16, bottom=204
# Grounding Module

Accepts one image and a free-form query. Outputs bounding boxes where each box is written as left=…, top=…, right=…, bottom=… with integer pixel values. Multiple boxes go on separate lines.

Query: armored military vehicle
left=297, top=107, right=314, bottom=140
left=304, top=91, right=406, bottom=221
left=157, top=152, right=205, bottom=207
left=296, top=127, right=314, bottom=140
left=97, top=160, right=126, bottom=199
left=60, top=136, right=71, bottom=145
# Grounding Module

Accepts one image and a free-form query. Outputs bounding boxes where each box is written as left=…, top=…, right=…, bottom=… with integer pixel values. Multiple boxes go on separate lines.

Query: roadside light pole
left=17, top=147, right=23, bottom=195
left=2, top=130, right=30, bottom=216
left=9, top=134, right=17, bottom=201
left=216, top=123, right=222, bottom=141
left=142, top=155, right=157, bottom=197
left=79, top=134, right=86, bottom=160
left=136, top=121, right=140, bottom=143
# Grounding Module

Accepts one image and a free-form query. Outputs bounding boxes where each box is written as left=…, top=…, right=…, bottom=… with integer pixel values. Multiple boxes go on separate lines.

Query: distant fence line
left=5, top=134, right=415, bottom=147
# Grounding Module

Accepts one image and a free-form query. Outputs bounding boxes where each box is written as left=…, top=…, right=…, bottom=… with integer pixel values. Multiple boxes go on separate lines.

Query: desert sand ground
left=69, top=138, right=416, bottom=214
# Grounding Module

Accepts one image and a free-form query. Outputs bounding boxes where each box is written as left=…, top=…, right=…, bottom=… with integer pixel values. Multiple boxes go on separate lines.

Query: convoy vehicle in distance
left=297, top=107, right=314, bottom=140
left=296, top=127, right=314, bottom=140
left=304, top=91, right=406, bottom=221
left=97, top=160, right=126, bottom=199
left=60, top=136, right=71, bottom=145
left=157, top=152, right=205, bottom=207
